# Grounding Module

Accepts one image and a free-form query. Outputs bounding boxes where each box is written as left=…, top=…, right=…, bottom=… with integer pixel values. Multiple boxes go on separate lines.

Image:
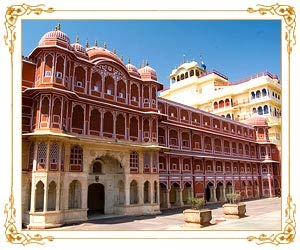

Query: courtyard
left=51, top=197, right=281, bottom=231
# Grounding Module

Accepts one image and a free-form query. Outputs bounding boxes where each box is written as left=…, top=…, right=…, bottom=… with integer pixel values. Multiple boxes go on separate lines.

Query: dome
left=87, top=47, right=124, bottom=65
left=246, top=114, right=268, bottom=126
left=138, top=65, right=157, bottom=81
left=125, top=59, right=141, bottom=78
left=38, top=29, right=70, bottom=47
left=71, top=42, right=87, bottom=54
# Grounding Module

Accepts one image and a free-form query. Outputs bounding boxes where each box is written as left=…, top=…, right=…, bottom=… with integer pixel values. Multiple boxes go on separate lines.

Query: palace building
left=160, top=60, right=282, bottom=145
left=21, top=26, right=281, bottom=229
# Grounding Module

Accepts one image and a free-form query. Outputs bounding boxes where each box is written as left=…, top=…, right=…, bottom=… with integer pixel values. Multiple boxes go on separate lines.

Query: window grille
left=37, top=141, right=46, bottom=163
left=70, top=145, right=83, bottom=165
left=130, top=151, right=139, bottom=169
left=50, top=142, right=59, bottom=164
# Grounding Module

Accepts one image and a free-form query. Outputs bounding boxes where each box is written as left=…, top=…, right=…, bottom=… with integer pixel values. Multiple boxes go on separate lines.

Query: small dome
left=87, top=47, right=124, bottom=65
left=126, top=60, right=141, bottom=78
left=246, top=114, right=268, bottom=126
left=138, top=65, right=157, bottom=81
left=71, top=42, right=86, bottom=54
left=38, top=30, right=70, bottom=47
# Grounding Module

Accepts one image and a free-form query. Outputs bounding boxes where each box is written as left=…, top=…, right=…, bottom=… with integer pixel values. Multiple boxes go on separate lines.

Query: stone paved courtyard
left=49, top=197, right=281, bottom=231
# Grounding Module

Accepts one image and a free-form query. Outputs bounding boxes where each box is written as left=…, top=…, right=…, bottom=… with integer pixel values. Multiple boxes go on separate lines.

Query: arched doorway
left=205, top=182, right=214, bottom=202
left=88, top=183, right=105, bottom=215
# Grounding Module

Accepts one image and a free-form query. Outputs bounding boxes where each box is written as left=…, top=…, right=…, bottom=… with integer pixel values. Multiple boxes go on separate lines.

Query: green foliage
left=226, top=193, right=241, bottom=204
left=189, top=197, right=205, bottom=210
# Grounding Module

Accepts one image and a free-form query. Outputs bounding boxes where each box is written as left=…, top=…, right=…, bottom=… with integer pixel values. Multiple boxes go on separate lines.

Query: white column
left=125, top=177, right=130, bottom=205
left=43, top=181, right=48, bottom=212
left=30, top=179, right=36, bottom=212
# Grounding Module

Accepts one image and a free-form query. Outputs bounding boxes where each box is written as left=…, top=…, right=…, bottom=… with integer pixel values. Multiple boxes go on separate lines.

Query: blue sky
left=22, top=20, right=280, bottom=86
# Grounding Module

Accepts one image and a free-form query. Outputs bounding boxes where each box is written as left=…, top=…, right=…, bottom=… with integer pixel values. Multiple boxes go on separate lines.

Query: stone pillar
left=138, top=180, right=144, bottom=205
left=30, top=179, right=36, bottom=212
left=113, top=112, right=116, bottom=138
left=187, top=188, right=193, bottom=204
left=209, top=187, right=217, bottom=202
left=150, top=182, right=154, bottom=204
left=43, top=181, right=48, bottom=212
left=55, top=178, right=60, bottom=211
left=268, top=175, right=273, bottom=198
left=156, top=182, right=160, bottom=204
left=124, top=177, right=130, bottom=205
left=165, top=189, right=171, bottom=208
left=222, top=187, right=227, bottom=201
left=33, top=141, right=38, bottom=171
left=175, top=188, right=184, bottom=206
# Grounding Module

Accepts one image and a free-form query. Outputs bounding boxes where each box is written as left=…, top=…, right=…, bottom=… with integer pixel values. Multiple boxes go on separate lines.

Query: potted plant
left=183, top=197, right=212, bottom=227
left=222, top=193, right=246, bottom=219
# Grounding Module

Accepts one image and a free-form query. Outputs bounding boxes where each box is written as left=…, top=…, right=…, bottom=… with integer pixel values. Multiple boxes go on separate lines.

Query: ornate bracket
left=247, top=3, right=296, bottom=54
left=4, top=3, right=54, bottom=54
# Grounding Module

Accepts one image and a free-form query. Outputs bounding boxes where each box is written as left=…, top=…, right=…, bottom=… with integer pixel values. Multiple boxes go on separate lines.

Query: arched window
left=40, top=96, right=50, bottom=127
left=213, top=101, right=218, bottom=110
left=253, top=107, right=257, bottom=114
left=262, top=88, right=267, bottom=97
left=130, top=116, right=138, bottom=141
left=47, top=181, right=56, bottom=211
left=35, top=181, right=44, bottom=211
left=74, top=66, right=86, bottom=88
left=169, top=130, right=178, bottom=146
left=116, top=114, right=125, bottom=138
left=168, top=106, right=177, bottom=118
left=90, top=109, right=100, bottom=134
left=117, top=80, right=126, bottom=99
left=104, top=76, right=114, bottom=95
left=143, top=119, right=150, bottom=141
left=130, top=151, right=139, bottom=173
left=93, top=161, right=102, bottom=173
left=44, top=54, right=53, bottom=78
left=258, top=106, right=263, bottom=115
left=103, top=111, right=113, bottom=137
left=52, top=97, right=61, bottom=127
left=251, top=92, right=255, bottom=99
left=226, top=113, right=231, bottom=119
left=70, top=145, right=83, bottom=171
left=143, top=86, right=149, bottom=103
left=204, top=137, right=212, bottom=151
left=144, top=152, right=150, bottom=171
left=131, top=84, right=139, bottom=103
left=256, top=90, right=261, bottom=98
left=37, top=141, right=47, bottom=169
left=50, top=142, right=59, bottom=170
left=130, top=180, right=138, bottom=204
left=263, top=105, right=269, bottom=114
left=219, top=100, right=224, bottom=108
left=91, top=72, right=102, bottom=92
left=71, top=105, right=84, bottom=133
left=214, top=138, right=222, bottom=152
left=56, top=56, right=64, bottom=81
left=190, top=70, right=194, bottom=77
left=182, top=132, right=190, bottom=148
left=68, top=180, right=81, bottom=209
left=144, top=181, right=150, bottom=203
left=158, top=126, right=166, bottom=145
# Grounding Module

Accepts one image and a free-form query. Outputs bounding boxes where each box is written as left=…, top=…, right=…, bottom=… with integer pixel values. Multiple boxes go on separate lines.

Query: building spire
left=94, top=40, right=98, bottom=47
left=120, top=55, right=123, bottom=62
left=146, top=60, right=149, bottom=66
left=103, top=41, right=107, bottom=49
left=76, top=35, right=79, bottom=43
left=128, top=58, right=131, bottom=64
left=57, top=22, right=61, bottom=31
left=113, top=48, right=117, bottom=54
left=85, top=39, right=89, bottom=48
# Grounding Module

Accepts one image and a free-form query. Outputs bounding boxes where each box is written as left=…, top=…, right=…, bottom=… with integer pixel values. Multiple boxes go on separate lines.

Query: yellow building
left=160, top=60, right=281, bottom=144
